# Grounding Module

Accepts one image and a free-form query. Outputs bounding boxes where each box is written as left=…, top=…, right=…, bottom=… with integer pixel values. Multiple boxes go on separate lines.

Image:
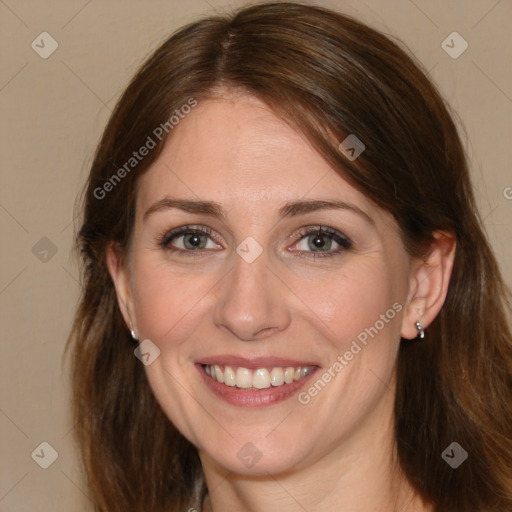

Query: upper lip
left=197, top=355, right=319, bottom=369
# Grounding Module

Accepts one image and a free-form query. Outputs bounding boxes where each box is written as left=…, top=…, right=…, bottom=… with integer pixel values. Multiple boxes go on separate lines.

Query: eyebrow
left=143, top=197, right=373, bottom=224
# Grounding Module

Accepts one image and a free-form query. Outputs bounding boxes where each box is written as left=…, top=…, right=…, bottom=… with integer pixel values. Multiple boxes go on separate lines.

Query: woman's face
left=112, top=93, right=418, bottom=476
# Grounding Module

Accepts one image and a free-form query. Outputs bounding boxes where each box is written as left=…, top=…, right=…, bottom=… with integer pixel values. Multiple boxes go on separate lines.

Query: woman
left=66, top=2, right=512, bottom=511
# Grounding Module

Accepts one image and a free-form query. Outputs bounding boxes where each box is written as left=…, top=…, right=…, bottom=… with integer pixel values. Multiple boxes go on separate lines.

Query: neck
left=200, top=392, right=432, bottom=512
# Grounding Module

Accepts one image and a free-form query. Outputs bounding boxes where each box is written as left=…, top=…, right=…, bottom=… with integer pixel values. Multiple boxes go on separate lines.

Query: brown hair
left=65, top=2, right=512, bottom=511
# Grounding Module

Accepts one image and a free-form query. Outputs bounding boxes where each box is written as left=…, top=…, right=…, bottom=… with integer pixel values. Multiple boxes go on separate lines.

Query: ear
left=106, top=242, right=138, bottom=337
left=401, top=231, right=456, bottom=340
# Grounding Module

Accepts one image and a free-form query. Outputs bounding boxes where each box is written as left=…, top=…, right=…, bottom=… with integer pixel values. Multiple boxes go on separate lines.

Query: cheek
left=130, top=255, right=215, bottom=344
left=304, top=258, right=403, bottom=352
left=293, top=260, right=405, bottom=439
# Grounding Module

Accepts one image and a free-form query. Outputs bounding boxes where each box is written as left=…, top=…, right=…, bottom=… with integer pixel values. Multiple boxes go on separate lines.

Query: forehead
left=136, top=94, right=383, bottom=222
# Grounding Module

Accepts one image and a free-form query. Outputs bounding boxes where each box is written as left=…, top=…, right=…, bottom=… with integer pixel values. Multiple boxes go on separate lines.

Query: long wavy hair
left=65, top=2, right=512, bottom=511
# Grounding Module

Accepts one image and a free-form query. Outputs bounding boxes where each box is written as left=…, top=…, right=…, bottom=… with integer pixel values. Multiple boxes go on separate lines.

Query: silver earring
left=130, top=328, right=139, bottom=341
left=415, top=321, right=425, bottom=340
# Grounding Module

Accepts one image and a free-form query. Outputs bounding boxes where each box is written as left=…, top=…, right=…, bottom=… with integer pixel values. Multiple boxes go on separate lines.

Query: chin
left=204, top=442, right=306, bottom=477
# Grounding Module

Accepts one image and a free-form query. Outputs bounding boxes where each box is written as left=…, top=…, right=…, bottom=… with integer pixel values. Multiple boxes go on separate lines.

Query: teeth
left=270, top=367, right=285, bottom=386
left=214, top=365, right=224, bottom=383
left=253, top=368, right=271, bottom=389
left=224, top=366, right=236, bottom=386
left=302, top=366, right=314, bottom=377
left=284, top=367, right=294, bottom=383
left=204, top=364, right=315, bottom=389
left=236, top=367, right=253, bottom=389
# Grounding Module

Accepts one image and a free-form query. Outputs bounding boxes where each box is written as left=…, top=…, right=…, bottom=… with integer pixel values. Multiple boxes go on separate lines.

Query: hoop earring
left=130, top=328, right=139, bottom=342
left=415, top=321, right=425, bottom=340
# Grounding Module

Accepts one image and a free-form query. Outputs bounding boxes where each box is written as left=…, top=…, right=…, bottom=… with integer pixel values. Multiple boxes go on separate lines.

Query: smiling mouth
left=202, top=364, right=316, bottom=390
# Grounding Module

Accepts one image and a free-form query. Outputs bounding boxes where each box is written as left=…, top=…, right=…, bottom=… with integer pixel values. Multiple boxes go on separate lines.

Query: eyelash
left=158, top=225, right=218, bottom=258
left=158, top=225, right=353, bottom=259
left=293, top=226, right=352, bottom=259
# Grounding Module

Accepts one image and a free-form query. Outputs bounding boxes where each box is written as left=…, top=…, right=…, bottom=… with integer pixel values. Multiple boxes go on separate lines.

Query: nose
left=213, top=251, right=292, bottom=341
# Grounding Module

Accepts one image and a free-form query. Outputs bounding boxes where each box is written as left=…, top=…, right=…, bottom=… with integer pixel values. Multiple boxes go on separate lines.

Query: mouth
left=203, top=364, right=315, bottom=389
left=196, top=357, right=319, bottom=407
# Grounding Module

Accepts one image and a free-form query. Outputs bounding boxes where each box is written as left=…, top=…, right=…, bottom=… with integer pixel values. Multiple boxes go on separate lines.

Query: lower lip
left=196, top=364, right=318, bottom=407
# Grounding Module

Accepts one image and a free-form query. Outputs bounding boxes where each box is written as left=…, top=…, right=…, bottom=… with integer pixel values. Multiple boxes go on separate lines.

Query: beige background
left=0, top=0, right=510, bottom=510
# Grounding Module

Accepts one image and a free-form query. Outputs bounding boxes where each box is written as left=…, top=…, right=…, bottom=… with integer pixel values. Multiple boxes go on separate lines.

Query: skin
left=107, top=91, right=456, bottom=512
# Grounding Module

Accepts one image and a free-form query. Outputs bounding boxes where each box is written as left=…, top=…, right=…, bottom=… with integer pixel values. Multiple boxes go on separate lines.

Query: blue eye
left=160, top=226, right=221, bottom=255
left=292, top=226, right=352, bottom=259
left=158, top=225, right=352, bottom=259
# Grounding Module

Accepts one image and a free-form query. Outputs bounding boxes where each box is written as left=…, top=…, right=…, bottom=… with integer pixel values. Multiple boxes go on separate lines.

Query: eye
left=290, top=226, right=352, bottom=258
left=158, top=224, right=352, bottom=259
left=159, top=225, right=222, bottom=254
